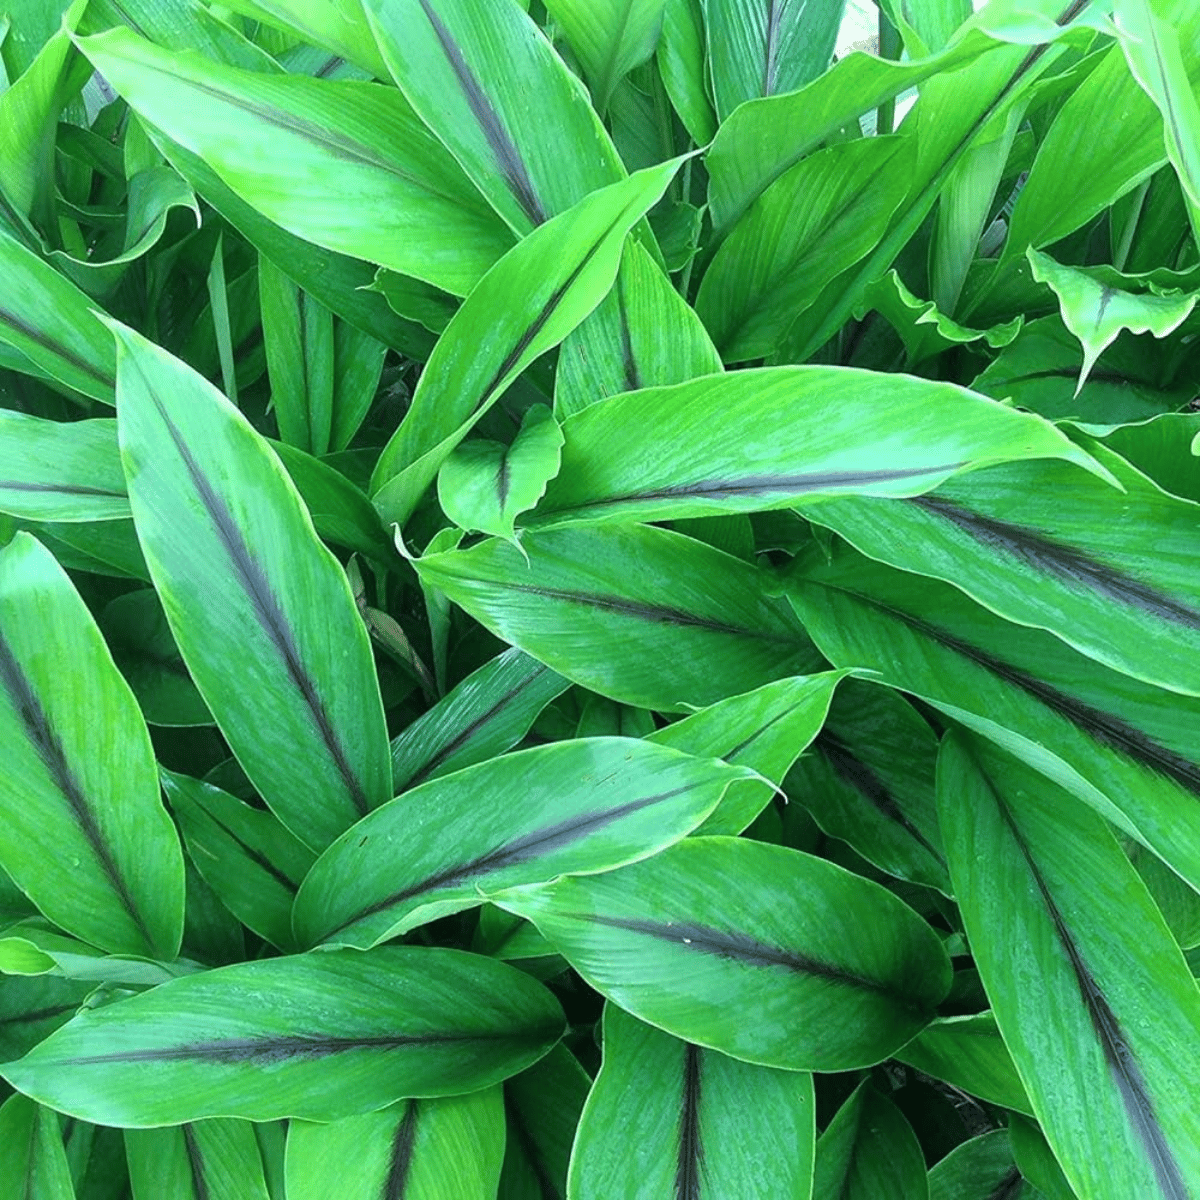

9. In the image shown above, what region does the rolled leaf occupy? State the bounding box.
[787,546,1200,891]
[369,158,682,527]
[569,1003,815,1199]
[939,732,1200,1199]
[294,738,752,948]
[0,412,128,522]
[532,366,1107,528]
[2,947,565,1126]
[79,27,513,296]
[413,523,821,712]
[126,1118,271,1200]
[390,648,569,793]
[493,836,951,1071]
[112,322,392,850]
[0,532,184,959]
[647,670,849,836]
[285,1091,505,1200]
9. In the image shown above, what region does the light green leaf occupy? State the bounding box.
[370,158,683,527]
[390,647,569,793]
[698,137,910,362]
[570,1003,815,1199]
[813,1082,927,1200]
[163,771,315,954]
[126,1119,270,1200]
[413,523,821,712]
[331,319,387,452]
[259,253,334,457]
[78,27,513,295]
[2,947,565,1126]
[0,413,127,522]
[0,920,193,987]
[438,404,564,543]
[648,671,848,836]
[702,0,844,121]
[1028,248,1195,391]
[294,738,751,948]
[111,322,392,851]
[286,1091,505,1200]
[530,365,1109,528]
[493,836,951,1071]
[658,0,715,143]
[218,0,388,76]
[0,533,184,959]
[939,733,1200,1199]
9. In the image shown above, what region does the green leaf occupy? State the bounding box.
[0,413,127,522]
[294,738,751,948]
[658,0,716,144]
[927,1130,1030,1200]
[78,27,513,296]
[939,732,1200,1199]
[498,1045,589,1197]
[0,976,90,1062]
[389,647,569,793]
[0,228,116,404]
[217,0,389,77]
[259,253,335,457]
[702,0,844,121]
[785,679,949,894]
[648,670,848,836]
[100,589,211,728]
[786,545,1200,891]
[531,366,1108,528]
[112,323,393,851]
[126,1119,270,1200]
[330,320,387,452]
[813,1082,927,1200]
[543,0,667,114]
[494,836,951,1071]
[805,444,1200,698]
[1008,1116,1080,1200]
[285,1091,505,1200]
[570,1002,815,1199]
[697,137,910,362]
[1027,248,1196,391]
[554,240,722,418]
[413,523,821,712]
[163,771,315,953]
[369,157,683,527]
[0,532,184,959]
[364,0,624,233]
[0,1093,74,1200]
[896,1013,1034,1116]
[2,947,565,1126]
[0,920,194,986]
[438,404,564,543]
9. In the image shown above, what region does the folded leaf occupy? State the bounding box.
[569,1003,815,1199]
[2,947,565,1126]
[532,366,1108,528]
[369,158,682,526]
[285,1091,505,1200]
[0,412,127,522]
[414,524,821,711]
[295,738,751,948]
[112,322,392,851]
[493,836,952,1071]
[0,533,184,959]
[79,27,513,295]
[389,647,569,793]
[939,732,1200,1199]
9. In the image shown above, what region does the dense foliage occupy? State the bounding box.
[1,0,1200,1196]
